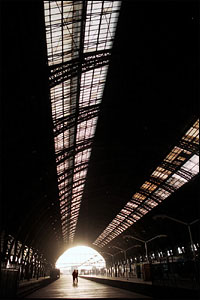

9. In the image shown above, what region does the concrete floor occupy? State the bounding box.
[26,275,151,298]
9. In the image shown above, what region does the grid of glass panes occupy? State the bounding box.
[84,1,121,53]
[44,1,82,66]
[94,119,199,247]
[44,1,121,242]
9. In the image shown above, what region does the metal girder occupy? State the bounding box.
[56,138,94,166]
[149,176,164,186]
[161,161,180,173]
[60,191,83,208]
[176,168,194,181]
[137,201,152,212]
[178,140,199,154]
[61,200,81,213]
[54,104,100,137]
[137,189,160,204]
[161,182,177,193]
[53,104,100,127]
[49,49,111,88]
[57,162,89,183]
[58,179,85,197]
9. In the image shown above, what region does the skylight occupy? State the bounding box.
[44,1,121,243]
[93,119,199,247]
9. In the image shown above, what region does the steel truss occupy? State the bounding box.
[44,0,121,242]
[0,231,51,282]
[49,50,111,88]
[53,104,100,139]
[94,119,199,247]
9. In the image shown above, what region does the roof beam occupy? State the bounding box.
[49,49,111,88]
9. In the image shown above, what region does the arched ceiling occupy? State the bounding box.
[1,0,199,263]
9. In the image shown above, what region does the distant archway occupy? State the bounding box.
[55,246,106,275]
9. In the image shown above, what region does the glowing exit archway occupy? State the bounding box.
[56,246,106,275]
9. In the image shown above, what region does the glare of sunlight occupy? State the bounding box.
[55,246,106,275]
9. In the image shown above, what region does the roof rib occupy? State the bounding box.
[44,1,121,243]
[93,119,199,248]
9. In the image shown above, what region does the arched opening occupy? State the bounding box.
[56,246,106,275]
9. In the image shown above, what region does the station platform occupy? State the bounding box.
[17,276,53,298]
[15,273,200,299]
[79,274,200,299]
[80,274,152,285]
[25,274,150,299]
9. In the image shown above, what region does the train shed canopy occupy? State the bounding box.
[1,0,199,263]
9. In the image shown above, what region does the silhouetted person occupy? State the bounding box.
[72,269,78,284]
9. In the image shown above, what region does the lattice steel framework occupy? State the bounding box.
[44,1,121,243]
[0,232,50,279]
[94,119,199,248]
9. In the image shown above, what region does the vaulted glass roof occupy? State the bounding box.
[44,1,121,243]
[93,119,199,248]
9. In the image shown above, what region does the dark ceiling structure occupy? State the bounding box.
[1,0,199,264]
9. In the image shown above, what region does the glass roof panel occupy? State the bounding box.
[44,0,121,243]
[181,154,199,175]
[93,119,199,248]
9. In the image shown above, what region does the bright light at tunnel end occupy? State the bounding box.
[56,246,106,274]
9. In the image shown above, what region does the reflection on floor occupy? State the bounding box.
[26,275,151,298]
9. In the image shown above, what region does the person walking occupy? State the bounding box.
[72,269,78,284]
